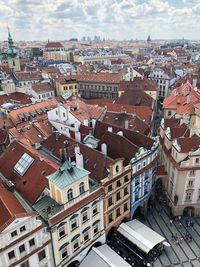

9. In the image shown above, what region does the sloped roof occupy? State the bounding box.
[95,121,154,149]
[32,82,54,93]
[102,111,150,135]
[14,71,42,81]
[0,141,59,204]
[163,82,200,115]
[77,72,123,84]
[116,89,154,108]
[98,131,139,165]
[45,41,64,49]
[0,181,36,233]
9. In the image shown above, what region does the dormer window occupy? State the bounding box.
[67,189,73,201]
[79,182,85,195]
[115,165,119,173]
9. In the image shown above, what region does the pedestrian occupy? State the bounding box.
[170,219,173,226]
[175,233,178,240]
[178,215,181,221]
[178,222,182,229]
[191,221,194,229]
[189,235,192,242]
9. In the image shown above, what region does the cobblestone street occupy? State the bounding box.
[144,199,200,267]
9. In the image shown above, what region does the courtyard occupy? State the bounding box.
[143,197,200,267]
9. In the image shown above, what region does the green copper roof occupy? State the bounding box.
[7,29,18,58]
[47,161,90,189]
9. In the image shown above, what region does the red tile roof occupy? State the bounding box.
[64,99,106,122]
[14,71,42,81]
[41,133,114,181]
[0,181,35,232]
[119,78,157,92]
[98,131,139,165]
[45,41,64,49]
[9,98,58,126]
[57,75,77,84]
[163,82,200,115]
[77,72,123,84]
[95,121,154,149]
[32,82,54,93]
[102,111,150,135]
[0,92,32,106]
[116,89,154,108]
[0,141,59,204]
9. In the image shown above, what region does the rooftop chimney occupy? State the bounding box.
[101,143,107,155]
[75,131,81,142]
[75,146,83,168]
[125,120,129,129]
[117,131,123,136]
[193,78,197,88]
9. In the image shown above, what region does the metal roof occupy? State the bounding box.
[46,161,90,189]
[117,219,165,254]
[79,244,131,267]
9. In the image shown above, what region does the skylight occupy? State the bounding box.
[14,153,34,176]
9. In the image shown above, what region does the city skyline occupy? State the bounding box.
[1,0,200,41]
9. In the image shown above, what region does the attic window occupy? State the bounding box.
[116,165,119,173]
[14,153,34,176]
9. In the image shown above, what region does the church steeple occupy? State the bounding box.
[7,28,20,71]
[8,28,14,47]
[147,35,151,43]
[7,28,18,59]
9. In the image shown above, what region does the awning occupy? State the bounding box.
[117,219,165,254]
[79,244,131,267]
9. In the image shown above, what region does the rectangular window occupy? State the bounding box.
[73,239,79,251]
[124,187,128,196]
[93,223,99,235]
[195,158,199,164]
[108,184,112,192]
[61,246,68,259]
[29,238,35,247]
[108,213,113,224]
[185,192,192,201]
[83,231,89,242]
[8,251,15,260]
[58,225,66,238]
[188,180,194,187]
[82,211,88,222]
[71,218,78,231]
[20,226,26,233]
[116,180,121,187]
[135,177,140,186]
[116,192,121,201]
[108,196,113,207]
[38,249,46,261]
[92,204,98,216]
[63,113,66,117]
[124,202,128,212]
[124,175,129,183]
[116,207,121,217]
[11,230,17,238]
[19,244,26,254]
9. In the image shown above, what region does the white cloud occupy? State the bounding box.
[0,0,200,40]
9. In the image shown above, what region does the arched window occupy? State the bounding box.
[79,182,85,195]
[67,189,73,201]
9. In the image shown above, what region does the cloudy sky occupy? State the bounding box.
[1,0,200,41]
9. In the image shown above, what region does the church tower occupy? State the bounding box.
[7,29,21,72]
